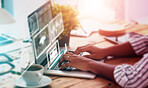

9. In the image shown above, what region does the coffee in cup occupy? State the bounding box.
[22,64,44,86]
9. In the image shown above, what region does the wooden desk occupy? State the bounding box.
[46,22,148,88]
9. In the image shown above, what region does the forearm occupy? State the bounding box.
[88,60,116,81]
[104,41,136,57]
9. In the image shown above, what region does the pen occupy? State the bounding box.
[80,25,87,34]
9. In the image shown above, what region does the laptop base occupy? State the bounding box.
[44,70,96,79]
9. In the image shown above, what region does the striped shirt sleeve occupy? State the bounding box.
[114,35,148,88]
[129,35,148,55]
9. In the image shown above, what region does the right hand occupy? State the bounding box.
[59,52,93,71]
[74,44,107,60]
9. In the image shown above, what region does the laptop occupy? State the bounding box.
[27,1,96,79]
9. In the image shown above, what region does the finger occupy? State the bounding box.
[59,54,68,66]
[59,55,65,66]
[64,54,72,61]
[74,45,86,54]
[83,54,99,60]
[75,44,91,54]
[59,54,72,66]
[59,63,71,69]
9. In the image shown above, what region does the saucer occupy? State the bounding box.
[14,76,52,87]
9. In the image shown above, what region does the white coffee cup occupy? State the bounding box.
[22,64,44,86]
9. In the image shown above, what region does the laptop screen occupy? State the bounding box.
[27,0,64,67]
[28,1,53,36]
[27,1,53,66]
[48,13,64,42]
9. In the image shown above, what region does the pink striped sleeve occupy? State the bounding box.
[114,53,148,88]
[114,35,148,88]
[129,35,148,55]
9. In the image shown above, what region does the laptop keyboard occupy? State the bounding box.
[54,61,73,71]
[52,51,87,71]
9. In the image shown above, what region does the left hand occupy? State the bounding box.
[59,52,93,71]
[75,44,107,59]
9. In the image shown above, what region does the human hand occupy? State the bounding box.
[59,52,93,71]
[75,44,107,60]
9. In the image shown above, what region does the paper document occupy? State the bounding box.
[71,19,100,37]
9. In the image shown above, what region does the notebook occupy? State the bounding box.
[27,1,96,79]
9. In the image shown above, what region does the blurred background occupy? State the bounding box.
[0,0,148,39]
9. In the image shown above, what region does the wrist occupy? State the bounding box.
[87,60,95,72]
[102,47,111,57]
[87,60,100,74]
[88,60,116,80]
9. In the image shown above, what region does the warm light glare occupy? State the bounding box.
[78,0,115,20]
